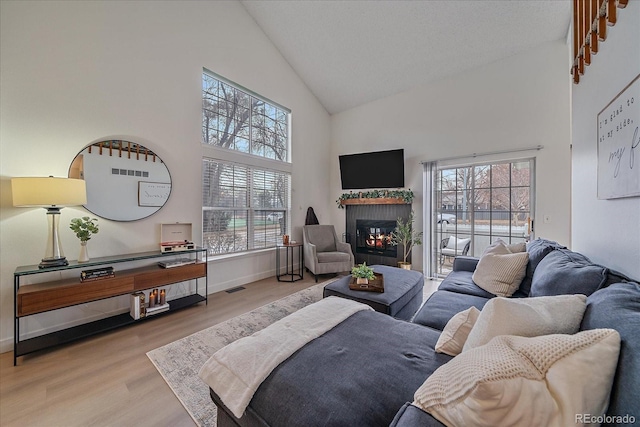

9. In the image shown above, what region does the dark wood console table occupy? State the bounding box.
[13,248,207,365]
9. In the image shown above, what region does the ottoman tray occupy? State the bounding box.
[323,265,424,321]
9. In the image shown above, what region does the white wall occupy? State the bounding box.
[330,41,572,271]
[571,1,640,280]
[0,1,330,352]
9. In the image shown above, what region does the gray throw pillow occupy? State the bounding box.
[580,281,640,421]
[519,238,565,296]
[529,249,607,297]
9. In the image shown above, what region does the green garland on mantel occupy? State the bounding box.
[336,189,414,208]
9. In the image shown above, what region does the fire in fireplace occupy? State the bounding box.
[355,219,397,258]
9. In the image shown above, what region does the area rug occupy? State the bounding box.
[146,281,331,426]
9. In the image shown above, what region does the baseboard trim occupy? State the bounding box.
[205,267,284,294]
[0,337,13,354]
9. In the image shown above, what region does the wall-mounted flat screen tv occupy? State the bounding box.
[339,149,405,190]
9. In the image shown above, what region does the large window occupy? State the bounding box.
[202,73,288,161]
[202,71,291,256]
[434,159,534,275]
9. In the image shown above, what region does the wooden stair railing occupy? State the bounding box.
[572,0,628,84]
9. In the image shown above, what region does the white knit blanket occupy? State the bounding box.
[198,296,372,418]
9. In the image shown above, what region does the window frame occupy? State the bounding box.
[202,68,291,163]
[201,69,292,257]
[433,157,535,276]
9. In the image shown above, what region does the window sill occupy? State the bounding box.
[206,247,276,263]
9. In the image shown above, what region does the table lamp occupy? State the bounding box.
[12,176,87,268]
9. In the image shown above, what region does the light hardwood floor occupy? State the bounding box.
[0,274,322,427]
[0,273,439,427]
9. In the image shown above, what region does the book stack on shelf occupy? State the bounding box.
[129,288,169,320]
[130,292,146,320]
[80,266,115,282]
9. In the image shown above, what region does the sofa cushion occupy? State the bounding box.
[452,256,479,272]
[519,238,566,296]
[437,270,496,299]
[529,249,608,297]
[412,290,490,331]
[435,307,480,356]
[414,329,621,427]
[602,267,636,288]
[472,241,529,297]
[580,281,640,421]
[510,288,529,299]
[248,310,453,427]
[316,251,351,263]
[390,403,445,427]
[463,294,587,351]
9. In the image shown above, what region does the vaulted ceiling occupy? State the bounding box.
[241,0,572,114]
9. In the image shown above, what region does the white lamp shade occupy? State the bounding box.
[11,177,87,207]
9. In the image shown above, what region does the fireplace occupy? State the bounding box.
[355,219,397,258]
[346,204,411,266]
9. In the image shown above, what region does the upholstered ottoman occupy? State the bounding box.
[323,265,424,321]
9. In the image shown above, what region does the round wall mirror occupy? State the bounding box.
[69,140,172,221]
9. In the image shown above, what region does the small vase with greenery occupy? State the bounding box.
[351,262,375,284]
[70,217,99,262]
[390,211,423,270]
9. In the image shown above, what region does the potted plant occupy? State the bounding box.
[351,262,375,285]
[70,216,99,262]
[390,211,423,270]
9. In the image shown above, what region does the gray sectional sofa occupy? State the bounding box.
[209,239,640,427]
[398,238,640,426]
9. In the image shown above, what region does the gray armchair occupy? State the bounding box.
[303,225,354,282]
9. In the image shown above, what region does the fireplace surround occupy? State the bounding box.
[345,203,411,267]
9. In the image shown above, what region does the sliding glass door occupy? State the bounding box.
[434,159,534,276]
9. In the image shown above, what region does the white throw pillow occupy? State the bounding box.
[463,294,587,351]
[435,307,480,356]
[494,238,526,253]
[414,329,621,427]
[482,239,526,255]
[508,242,526,253]
[472,241,529,296]
[457,238,471,252]
[446,236,469,251]
[447,236,464,251]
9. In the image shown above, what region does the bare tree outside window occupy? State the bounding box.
[435,159,534,276]
[202,72,290,256]
[202,74,288,161]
